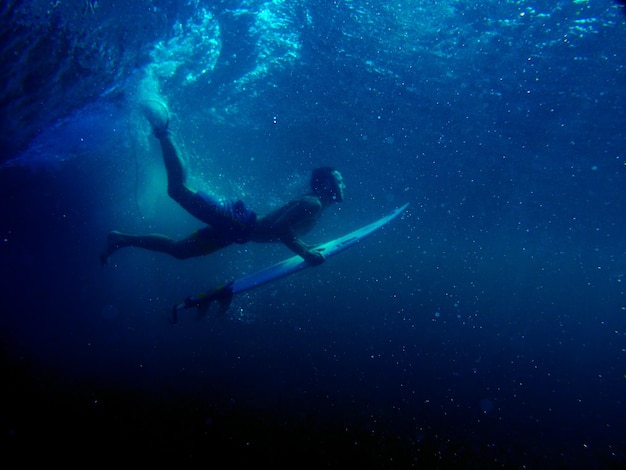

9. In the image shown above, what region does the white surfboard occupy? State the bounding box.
[171,203,409,322]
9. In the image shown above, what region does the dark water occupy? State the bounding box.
[2,0,626,467]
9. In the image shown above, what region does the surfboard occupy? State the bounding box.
[171,203,409,323]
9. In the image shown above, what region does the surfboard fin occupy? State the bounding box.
[171,282,234,323]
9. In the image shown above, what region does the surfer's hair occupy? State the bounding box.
[310,166,338,193]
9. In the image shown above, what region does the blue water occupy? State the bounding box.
[2,0,626,466]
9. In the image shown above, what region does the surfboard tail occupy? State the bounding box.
[171,282,234,323]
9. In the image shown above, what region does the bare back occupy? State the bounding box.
[250,195,323,242]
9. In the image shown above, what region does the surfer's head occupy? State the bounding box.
[311,167,345,203]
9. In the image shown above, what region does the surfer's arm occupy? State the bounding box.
[281,233,325,266]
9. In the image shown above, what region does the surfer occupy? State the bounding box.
[100,101,345,267]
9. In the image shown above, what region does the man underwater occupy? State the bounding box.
[100,101,345,266]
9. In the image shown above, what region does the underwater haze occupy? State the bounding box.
[2,0,626,467]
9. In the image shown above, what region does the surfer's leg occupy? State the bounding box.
[142,106,222,224]
[100,231,180,264]
[157,133,200,209]
[100,228,231,264]
[140,100,205,216]
[157,133,230,222]
[140,99,170,137]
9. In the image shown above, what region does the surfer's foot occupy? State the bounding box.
[100,231,128,266]
[140,100,170,138]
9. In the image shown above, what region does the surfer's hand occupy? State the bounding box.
[305,251,325,266]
